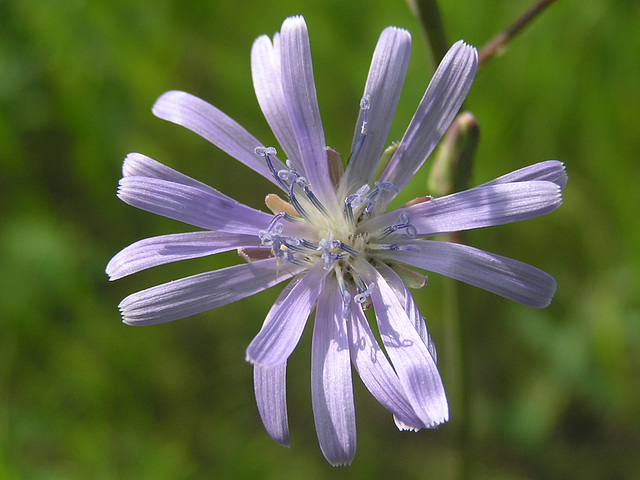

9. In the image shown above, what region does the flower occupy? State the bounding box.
[107,16,566,466]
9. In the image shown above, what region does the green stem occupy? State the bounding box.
[406,0,449,68]
[442,266,471,480]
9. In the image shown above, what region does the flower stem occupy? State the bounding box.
[478,0,558,67]
[406,0,449,68]
[442,275,472,480]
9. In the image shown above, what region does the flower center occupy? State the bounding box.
[254,144,419,317]
[252,97,419,316]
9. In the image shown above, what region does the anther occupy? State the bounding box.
[345,184,371,224]
[348,96,372,164]
[256,145,288,190]
[381,212,417,238]
[258,213,285,245]
[354,283,376,304]
[364,181,399,214]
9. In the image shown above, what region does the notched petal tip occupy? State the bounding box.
[382,25,411,41]
[283,14,306,26]
[450,39,479,73]
[329,459,354,468]
[554,161,569,189]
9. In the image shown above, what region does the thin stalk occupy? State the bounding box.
[479,0,558,67]
[406,0,449,68]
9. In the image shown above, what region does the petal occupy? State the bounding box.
[122,152,214,188]
[254,363,290,447]
[152,90,286,188]
[377,263,438,362]
[311,276,356,466]
[353,258,448,427]
[106,231,264,280]
[347,296,427,430]
[382,240,557,308]
[343,27,412,190]
[246,261,329,366]
[119,257,300,325]
[365,180,563,238]
[482,160,568,189]
[117,176,272,234]
[379,40,478,196]
[280,16,337,211]
[251,33,303,173]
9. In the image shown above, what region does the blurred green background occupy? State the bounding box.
[2,0,639,478]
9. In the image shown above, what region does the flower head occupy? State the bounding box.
[107,16,566,466]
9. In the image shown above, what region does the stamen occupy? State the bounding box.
[367,243,420,252]
[288,181,310,220]
[368,243,400,251]
[347,95,371,164]
[335,241,359,256]
[258,213,311,266]
[317,236,346,270]
[345,184,371,225]
[354,283,376,304]
[364,181,400,214]
[258,213,285,245]
[346,184,371,209]
[255,146,287,190]
[381,212,417,238]
[278,160,330,219]
[335,267,352,319]
[301,184,329,217]
[359,96,370,135]
[353,275,368,293]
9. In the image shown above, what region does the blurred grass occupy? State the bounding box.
[1,0,639,478]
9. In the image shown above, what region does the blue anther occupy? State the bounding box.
[347,96,371,165]
[345,184,371,224]
[258,213,285,245]
[256,145,288,190]
[364,181,399,214]
[383,212,417,238]
[354,283,376,304]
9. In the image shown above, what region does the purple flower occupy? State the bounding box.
[107,16,566,466]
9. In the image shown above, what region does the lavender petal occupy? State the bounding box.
[379,40,478,197]
[481,160,568,189]
[383,240,557,308]
[246,262,329,367]
[254,363,290,447]
[106,231,264,280]
[119,257,300,325]
[353,258,448,427]
[152,90,287,188]
[117,176,272,234]
[280,16,337,211]
[312,277,356,466]
[366,180,562,237]
[122,153,221,189]
[251,33,304,175]
[347,295,427,430]
[377,263,437,363]
[343,27,412,191]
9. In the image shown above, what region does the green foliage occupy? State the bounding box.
[1,0,639,478]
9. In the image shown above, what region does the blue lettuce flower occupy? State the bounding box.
[107,16,566,466]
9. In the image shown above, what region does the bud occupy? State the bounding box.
[428,111,480,196]
[372,141,399,182]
